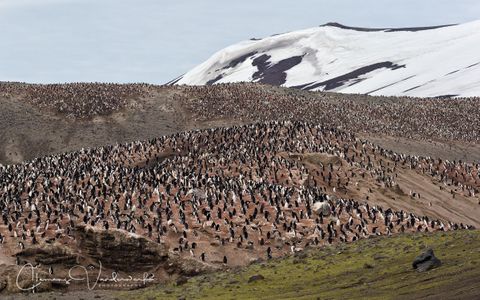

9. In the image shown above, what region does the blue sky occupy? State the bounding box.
[1,0,479,84]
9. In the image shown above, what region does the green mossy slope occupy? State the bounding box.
[124,230,480,300]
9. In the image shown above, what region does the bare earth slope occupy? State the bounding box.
[0,84,187,164]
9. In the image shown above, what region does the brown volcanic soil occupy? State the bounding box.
[297,152,480,228]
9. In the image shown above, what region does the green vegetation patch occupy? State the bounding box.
[122,230,480,300]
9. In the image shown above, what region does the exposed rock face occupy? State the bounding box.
[0,264,52,294]
[251,54,304,86]
[74,225,169,272]
[16,243,77,266]
[0,278,5,293]
[1,226,220,295]
[412,248,442,272]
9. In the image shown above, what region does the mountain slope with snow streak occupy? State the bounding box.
[175,21,480,97]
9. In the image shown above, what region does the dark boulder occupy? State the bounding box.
[248,274,265,283]
[412,248,441,272]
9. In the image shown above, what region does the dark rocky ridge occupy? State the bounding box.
[320,22,455,32]
[75,225,169,272]
[166,75,184,85]
[252,54,304,86]
[294,61,406,91]
[224,51,258,70]
[204,52,304,87]
[204,52,259,85]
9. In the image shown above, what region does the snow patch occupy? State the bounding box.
[176,20,480,98]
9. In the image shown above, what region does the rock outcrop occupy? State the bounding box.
[16,243,77,266]
[412,248,442,272]
[0,264,52,294]
[74,225,169,272]
[248,274,265,283]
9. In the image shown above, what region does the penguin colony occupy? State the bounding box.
[0,121,476,267]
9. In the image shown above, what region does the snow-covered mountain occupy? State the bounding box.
[173,21,480,97]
